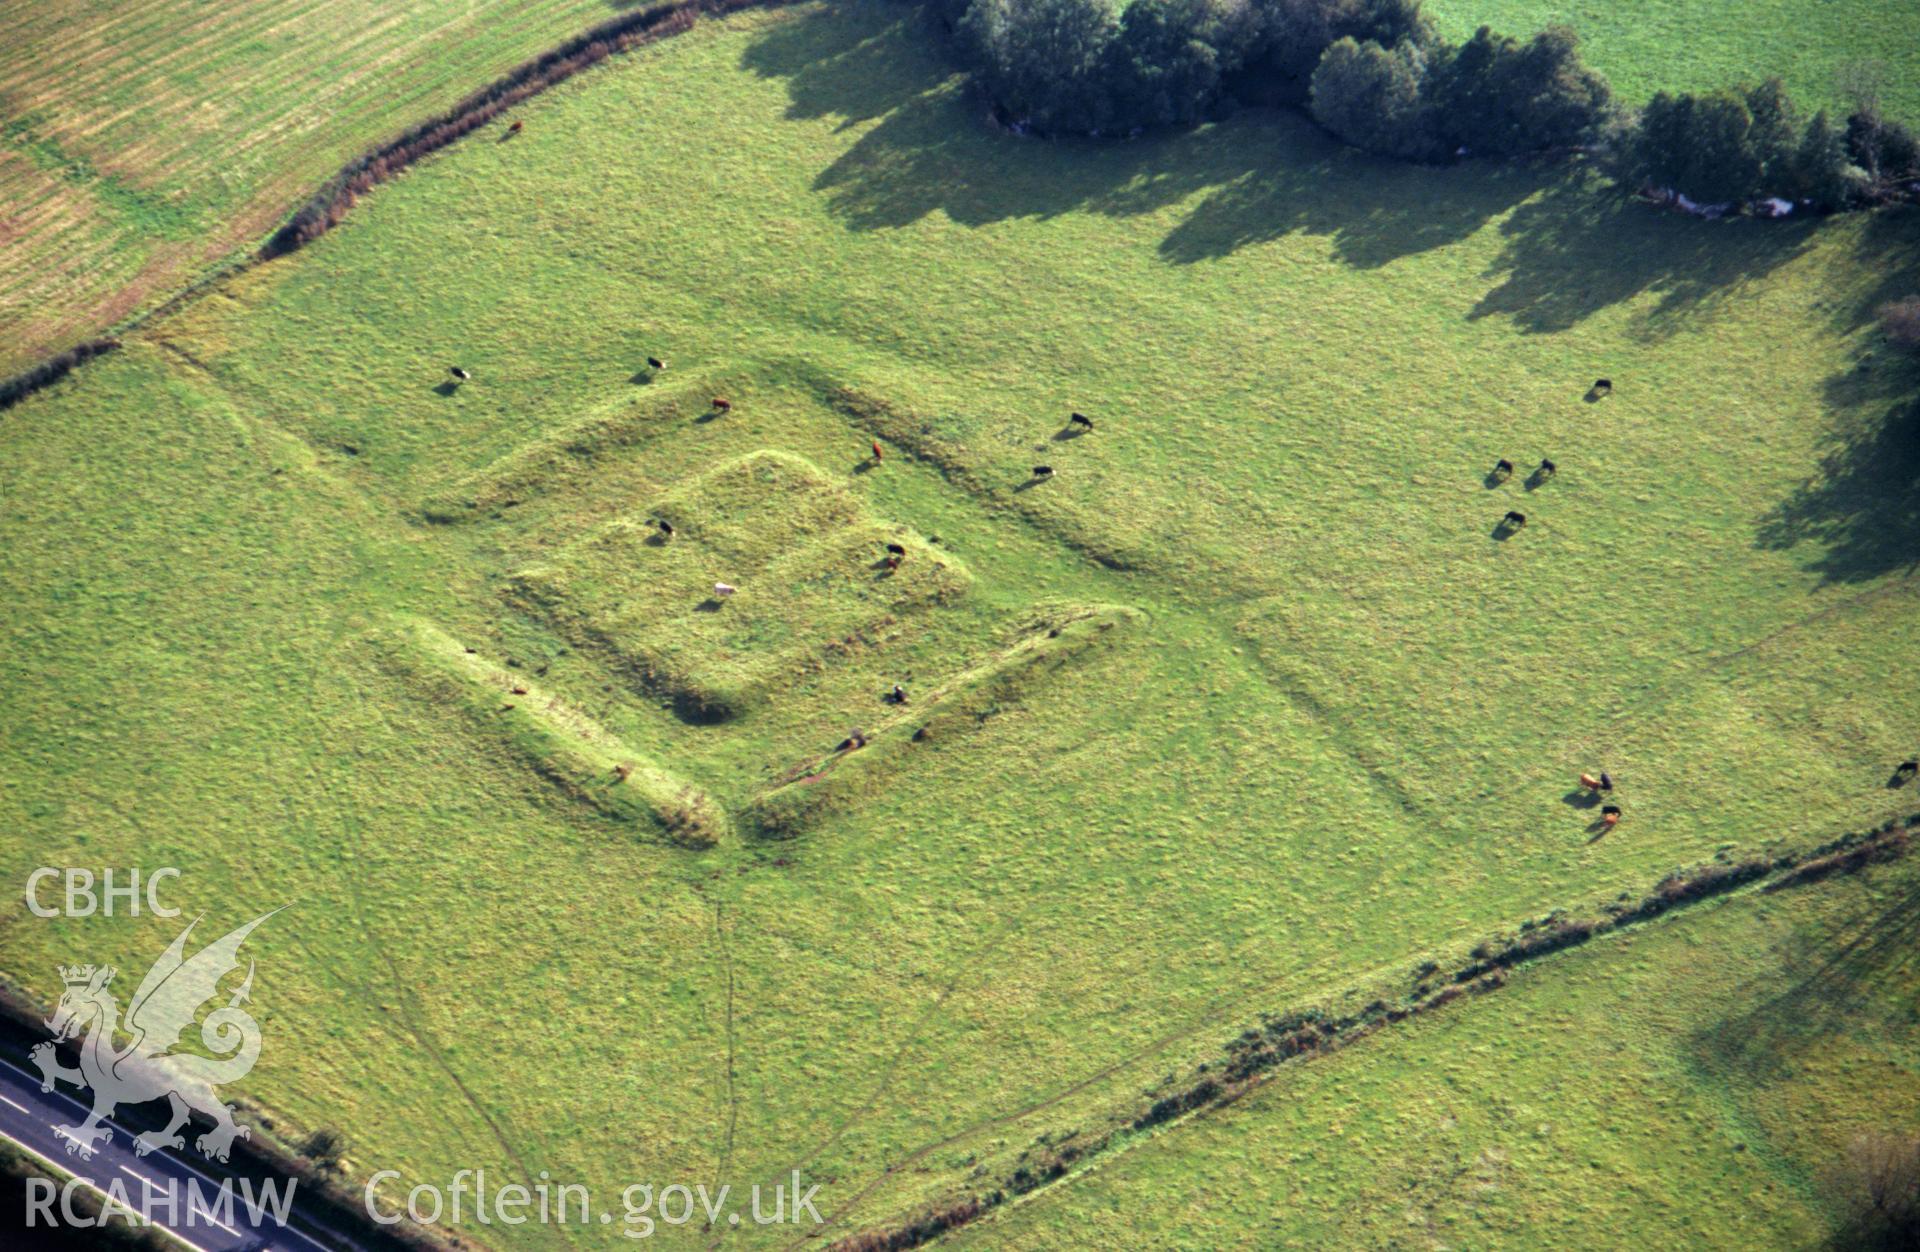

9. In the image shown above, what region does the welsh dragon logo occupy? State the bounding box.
[31,910,278,1162]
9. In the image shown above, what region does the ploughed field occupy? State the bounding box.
[1,2,1916,1246]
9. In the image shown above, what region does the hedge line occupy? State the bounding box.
[0,338,118,413]
[829,817,1916,1250]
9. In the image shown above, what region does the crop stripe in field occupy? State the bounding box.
[0,0,806,417]
[816,820,1917,1251]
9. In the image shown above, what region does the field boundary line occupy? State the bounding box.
[815,818,1918,1250]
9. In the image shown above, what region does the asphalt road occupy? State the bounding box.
[0,1056,340,1251]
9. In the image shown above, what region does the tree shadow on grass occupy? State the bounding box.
[1688,874,1920,1086]
[738,3,1533,269]
[1468,179,1822,335]
[1754,211,1920,582]
[742,2,1836,332]
[1155,134,1543,269]
[1823,204,1920,335]
[1758,357,1920,587]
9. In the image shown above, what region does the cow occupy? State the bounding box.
[1589,378,1612,399]
[711,397,731,412]
[887,684,908,704]
[1600,804,1621,826]
[1032,465,1055,479]
[1897,760,1919,782]
[1538,458,1557,478]
[613,763,633,781]
[647,356,666,371]
[871,441,884,463]
[507,120,523,134]
[1069,412,1094,430]
[837,728,868,752]
[1502,510,1527,529]
[713,582,736,598]
[1579,771,1614,792]
[657,519,675,538]
[449,366,471,382]
[510,686,528,695]
[885,542,907,556]
[1492,458,1514,480]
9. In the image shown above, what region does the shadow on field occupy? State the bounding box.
[1689,875,1920,1084]
[738,5,1534,270]
[1756,390,1920,584]
[739,3,1829,326]
[1823,205,1920,335]
[1755,211,1920,581]
[1468,180,1820,334]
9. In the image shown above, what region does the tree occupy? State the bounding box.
[1743,77,1799,187]
[1833,1131,1920,1250]
[1235,0,1433,106]
[1625,88,1765,204]
[960,0,1121,133]
[1790,109,1865,209]
[1847,107,1920,186]
[1431,23,1611,155]
[1427,25,1513,150]
[1309,36,1440,160]
[1108,0,1260,128]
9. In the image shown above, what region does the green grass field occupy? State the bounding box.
[1426,0,1920,122]
[1,2,1917,1247]
[951,854,1920,1248]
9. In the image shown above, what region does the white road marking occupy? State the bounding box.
[0,1093,30,1113]
[3,1057,333,1251]
[190,1193,241,1235]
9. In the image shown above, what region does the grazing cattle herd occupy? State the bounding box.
[435,365,1913,831]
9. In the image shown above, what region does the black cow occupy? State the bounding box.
[1502,510,1527,528]
[1538,458,1557,477]
[657,519,675,538]
[1493,458,1514,479]
[449,366,471,382]
[1032,465,1055,479]
[647,356,666,370]
[1069,412,1094,430]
